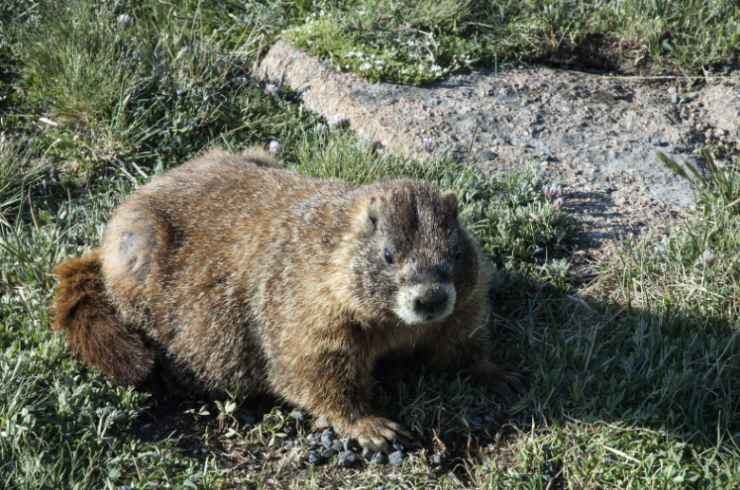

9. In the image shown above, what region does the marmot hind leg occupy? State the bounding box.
[100,203,169,312]
[51,252,155,385]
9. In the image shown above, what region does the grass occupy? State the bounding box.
[1,0,740,488]
[286,0,740,84]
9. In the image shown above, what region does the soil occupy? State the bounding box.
[258,40,740,250]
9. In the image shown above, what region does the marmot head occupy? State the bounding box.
[347,180,480,326]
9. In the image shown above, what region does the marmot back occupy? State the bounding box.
[51,148,515,451]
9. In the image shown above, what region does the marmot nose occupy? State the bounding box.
[413,288,449,317]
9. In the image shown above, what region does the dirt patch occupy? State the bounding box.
[258,40,740,248]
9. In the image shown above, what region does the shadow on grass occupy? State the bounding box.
[120,267,740,484]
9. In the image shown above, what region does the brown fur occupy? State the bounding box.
[51,147,511,450]
[51,252,155,385]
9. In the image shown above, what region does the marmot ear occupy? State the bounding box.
[442,191,458,216]
[366,196,382,231]
[354,195,383,235]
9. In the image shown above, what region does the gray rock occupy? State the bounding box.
[337,450,358,467]
[370,451,387,465]
[306,433,319,447]
[258,41,740,247]
[388,450,404,466]
[320,428,335,450]
[320,447,336,460]
[116,14,133,28]
[268,140,282,155]
[307,450,322,466]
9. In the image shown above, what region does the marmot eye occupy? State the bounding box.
[384,248,394,264]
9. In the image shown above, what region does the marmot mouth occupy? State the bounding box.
[393,283,456,326]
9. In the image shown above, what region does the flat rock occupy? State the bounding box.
[259,40,740,245]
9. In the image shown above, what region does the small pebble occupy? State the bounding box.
[116,14,133,28]
[700,249,717,266]
[320,447,336,460]
[370,451,387,465]
[268,140,281,155]
[320,428,335,449]
[306,433,319,447]
[337,450,357,468]
[361,447,372,459]
[430,453,443,466]
[388,450,404,466]
[307,450,323,466]
[331,440,343,452]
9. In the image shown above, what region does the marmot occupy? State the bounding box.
[51,148,514,450]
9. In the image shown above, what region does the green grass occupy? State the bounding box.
[1,0,740,488]
[11,0,319,175]
[286,0,740,84]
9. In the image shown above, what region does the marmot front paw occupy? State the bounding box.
[343,415,409,451]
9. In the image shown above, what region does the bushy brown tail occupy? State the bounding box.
[51,251,155,385]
